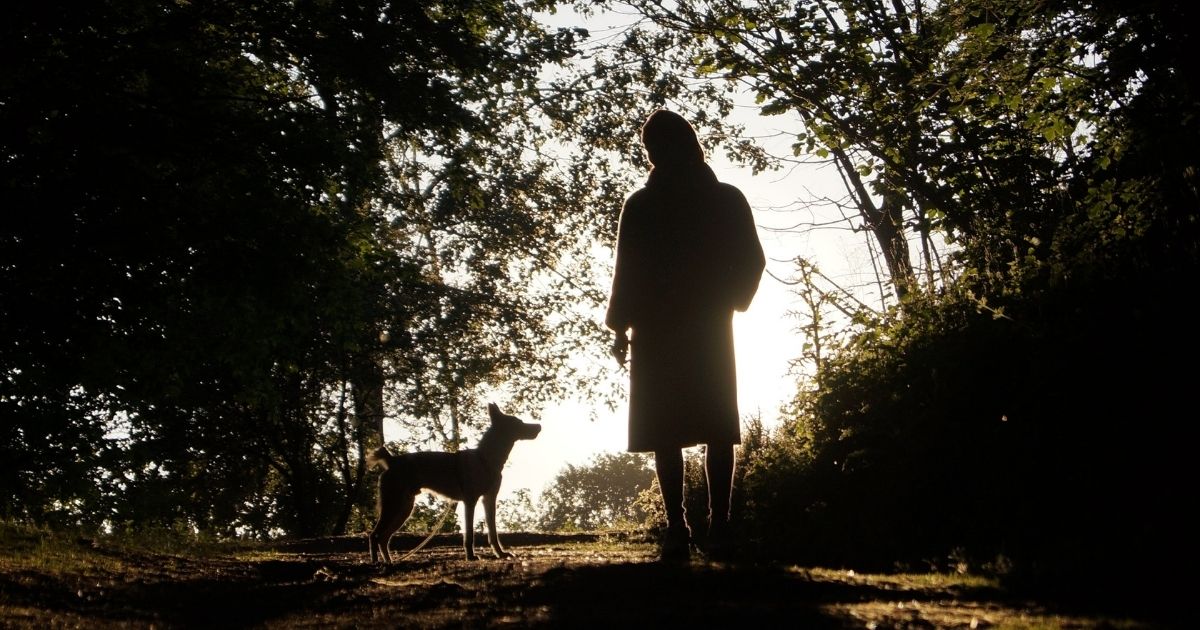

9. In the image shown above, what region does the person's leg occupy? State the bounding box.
[654,449,685,527]
[654,449,689,560]
[704,444,735,525]
[704,444,736,559]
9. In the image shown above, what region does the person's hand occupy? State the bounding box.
[610,331,629,368]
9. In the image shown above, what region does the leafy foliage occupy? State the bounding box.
[694,0,1200,607]
[1,0,642,537]
[536,452,656,531]
[7,11,1198,614]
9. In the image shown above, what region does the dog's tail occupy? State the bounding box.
[367,446,393,471]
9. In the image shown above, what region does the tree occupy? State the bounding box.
[497,488,540,532]
[537,452,656,531]
[653,0,1200,604]
[3,0,386,533]
[1,0,645,537]
[589,0,1197,307]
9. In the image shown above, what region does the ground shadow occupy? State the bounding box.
[505,559,1002,628]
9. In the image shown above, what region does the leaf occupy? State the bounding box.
[972,23,996,38]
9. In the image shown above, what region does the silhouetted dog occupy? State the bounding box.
[367,402,541,563]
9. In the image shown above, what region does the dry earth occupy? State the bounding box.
[0,529,1172,629]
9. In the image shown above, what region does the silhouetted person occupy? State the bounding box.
[606,109,765,561]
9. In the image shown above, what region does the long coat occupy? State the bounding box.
[606,165,765,452]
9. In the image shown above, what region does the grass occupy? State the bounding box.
[0,521,1172,629]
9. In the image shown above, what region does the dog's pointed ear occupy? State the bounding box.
[488,402,501,419]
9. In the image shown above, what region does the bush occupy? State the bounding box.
[738,272,1194,609]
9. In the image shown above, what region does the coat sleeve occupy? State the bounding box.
[605,197,640,332]
[726,186,765,312]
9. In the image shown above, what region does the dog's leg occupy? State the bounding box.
[462,499,479,560]
[369,514,385,564]
[483,493,513,559]
[372,491,416,564]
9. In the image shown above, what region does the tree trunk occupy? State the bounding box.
[351,354,386,446]
[833,147,916,303]
[331,353,386,536]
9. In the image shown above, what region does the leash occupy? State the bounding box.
[394,499,458,562]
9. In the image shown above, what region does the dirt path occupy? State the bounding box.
[0,531,1166,628]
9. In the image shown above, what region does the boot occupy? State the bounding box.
[659,521,691,562]
[705,517,735,562]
